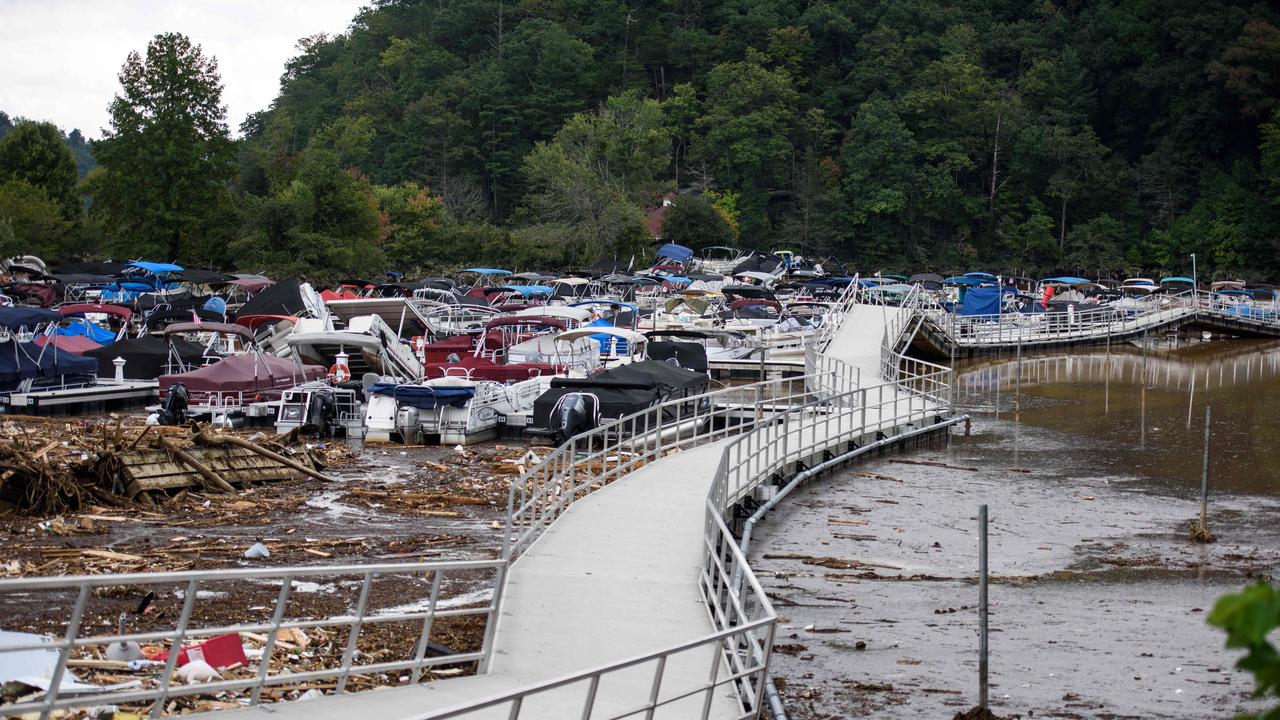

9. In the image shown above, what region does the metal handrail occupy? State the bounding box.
[923,288,1280,347]
[481,286,950,719]
[0,560,507,718]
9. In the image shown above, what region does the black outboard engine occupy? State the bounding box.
[157,383,189,426]
[551,392,599,444]
[301,387,336,435]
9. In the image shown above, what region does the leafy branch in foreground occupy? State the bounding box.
[1208,581,1280,720]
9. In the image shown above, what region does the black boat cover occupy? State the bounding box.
[235,278,309,318]
[83,335,206,380]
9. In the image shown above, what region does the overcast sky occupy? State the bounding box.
[0,0,367,139]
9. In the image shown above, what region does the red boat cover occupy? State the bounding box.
[34,334,101,354]
[159,353,324,395]
[423,356,557,382]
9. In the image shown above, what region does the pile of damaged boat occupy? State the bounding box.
[0,247,842,444]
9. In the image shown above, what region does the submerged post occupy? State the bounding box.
[1192,405,1216,543]
[1186,372,1196,429]
[978,504,989,709]
[1014,337,1023,420]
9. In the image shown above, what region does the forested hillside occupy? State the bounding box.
[6,1,1280,281]
[233,0,1280,279]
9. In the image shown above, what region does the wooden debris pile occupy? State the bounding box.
[0,416,335,514]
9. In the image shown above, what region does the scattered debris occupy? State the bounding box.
[1188,518,1217,544]
[890,458,978,472]
[763,553,902,571]
[952,706,1009,720]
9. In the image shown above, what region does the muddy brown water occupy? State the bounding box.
[756,337,1280,719]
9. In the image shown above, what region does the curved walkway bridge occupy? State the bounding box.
[0,283,958,720]
[915,290,1280,358]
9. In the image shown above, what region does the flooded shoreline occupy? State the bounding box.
[756,338,1280,719]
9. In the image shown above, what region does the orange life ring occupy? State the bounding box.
[328,362,351,383]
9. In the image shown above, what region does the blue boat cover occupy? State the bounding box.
[462,268,512,276]
[586,318,630,355]
[945,276,991,286]
[202,297,228,316]
[129,261,184,274]
[0,340,99,391]
[656,243,693,262]
[1039,276,1091,284]
[369,383,476,409]
[497,285,554,297]
[960,286,1002,316]
[0,307,60,331]
[56,318,116,344]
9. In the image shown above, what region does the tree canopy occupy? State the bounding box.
[0,120,79,218]
[90,32,236,263]
[15,3,1280,281]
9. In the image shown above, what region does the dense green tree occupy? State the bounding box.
[21,0,1280,279]
[233,120,388,281]
[516,93,665,265]
[0,180,73,258]
[90,32,236,262]
[661,194,735,249]
[376,181,450,269]
[694,52,799,238]
[0,121,79,218]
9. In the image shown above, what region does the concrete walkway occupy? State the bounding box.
[220,440,742,720]
[217,302,924,720]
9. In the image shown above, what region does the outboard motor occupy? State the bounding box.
[301,387,336,435]
[157,383,189,426]
[551,392,600,444]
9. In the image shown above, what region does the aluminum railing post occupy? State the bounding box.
[336,572,375,693]
[150,578,200,719]
[250,578,296,704]
[39,585,89,720]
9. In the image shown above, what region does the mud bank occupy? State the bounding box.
[752,418,1280,719]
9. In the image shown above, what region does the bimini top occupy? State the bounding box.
[57,304,134,322]
[462,268,513,276]
[489,285,554,298]
[0,306,60,331]
[555,326,648,345]
[963,271,996,279]
[568,300,640,313]
[1039,276,1091,285]
[128,261,184,275]
[945,276,993,286]
[1160,277,1196,285]
[162,321,255,343]
[656,243,694,263]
